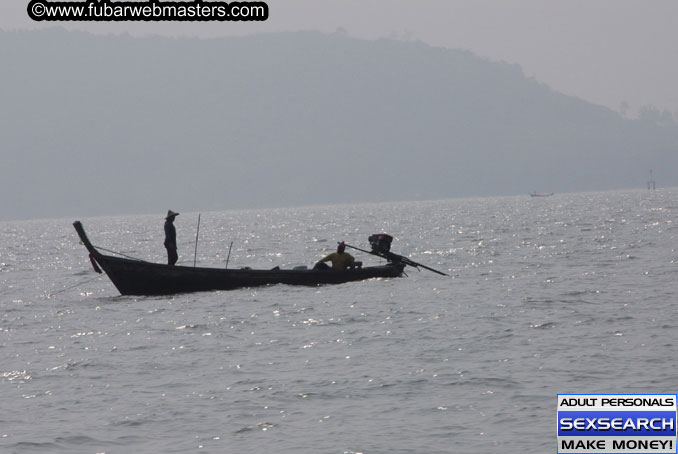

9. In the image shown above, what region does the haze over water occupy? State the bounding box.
[1,188,676,453]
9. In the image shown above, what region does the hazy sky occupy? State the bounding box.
[2,0,677,115]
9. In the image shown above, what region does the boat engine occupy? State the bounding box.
[368,234,393,254]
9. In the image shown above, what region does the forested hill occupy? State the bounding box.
[1,28,677,220]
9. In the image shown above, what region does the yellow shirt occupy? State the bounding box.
[317,251,355,270]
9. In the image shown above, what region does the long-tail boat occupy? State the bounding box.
[73,221,406,295]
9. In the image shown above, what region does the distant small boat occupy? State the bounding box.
[529,191,554,197]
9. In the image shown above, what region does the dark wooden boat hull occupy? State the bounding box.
[73,221,404,296]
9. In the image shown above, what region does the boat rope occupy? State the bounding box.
[89,253,102,273]
[47,274,103,298]
[91,245,148,262]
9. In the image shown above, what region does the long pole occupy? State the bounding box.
[344,242,449,276]
[193,213,201,267]
[225,241,233,269]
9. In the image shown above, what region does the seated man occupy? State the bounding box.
[314,242,355,270]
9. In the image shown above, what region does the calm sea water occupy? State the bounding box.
[1,189,677,454]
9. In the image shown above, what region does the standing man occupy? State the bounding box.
[164,210,179,266]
